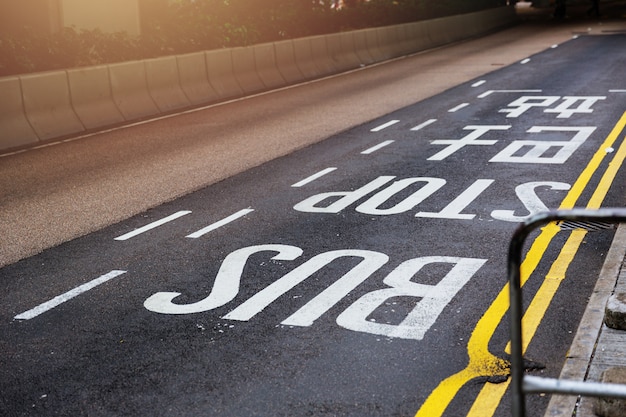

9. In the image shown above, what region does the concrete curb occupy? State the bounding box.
[0,7,518,153]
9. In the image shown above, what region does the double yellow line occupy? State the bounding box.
[415,111,626,417]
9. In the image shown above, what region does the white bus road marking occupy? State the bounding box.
[14,270,127,320]
[471,80,486,88]
[291,168,337,187]
[370,120,400,132]
[477,89,543,99]
[114,211,192,241]
[410,119,437,131]
[448,103,469,113]
[361,140,395,154]
[186,208,254,239]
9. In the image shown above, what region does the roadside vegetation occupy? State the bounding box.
[0,0,504,77]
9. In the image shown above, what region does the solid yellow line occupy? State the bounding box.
[561,112,626,209]
[467,230,586,416]
[463,111,626,416]
[415,224,559,417]
[416,111,626,417]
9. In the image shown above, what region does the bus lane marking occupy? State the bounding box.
[466,110,626,416]
[14,270,128,320]
[415,111,626,417]
[477,90,542,99]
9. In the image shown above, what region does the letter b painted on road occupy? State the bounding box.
[336,256,487,340]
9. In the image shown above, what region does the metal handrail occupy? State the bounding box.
[508,208,626,417]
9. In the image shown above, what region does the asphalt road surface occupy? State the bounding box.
[2,14,626,417]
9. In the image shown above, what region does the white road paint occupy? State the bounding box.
[14,270,127,320]
[410,119,437,131]
[226,249,389,324]
[186,209,254,239]
[490,126,595,164]
[370,120,400,132]
[355,177,446,215]
[499,96,561,118]
[336,256,486,340]
[448,103,469,113]
[520,58,531,64]
[471,80,486,87]
[491,181,571,221]
[428,125,510,161]
[361,140,395,154]
[144,244,486,340]
[291,168,337,187]
[145,245,303,314]
[114,211,192,241]
[477,89,542,98]
[294,176,395,213]
[544,96,606,118]
[416,179,494,220]
[500,95,606,118]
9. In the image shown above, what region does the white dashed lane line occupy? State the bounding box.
[14,270,128,320]
[370,120,400,132]
[114,210,192,241]
[448,103,469,113]
[361,140,395,154]
[291,168,337,187]
[186,208,255,239]
[411,119,437,131]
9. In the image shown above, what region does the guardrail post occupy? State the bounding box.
[508,209,626,417]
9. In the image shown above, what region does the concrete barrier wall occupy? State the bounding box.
[309,36,337,75]
[176,52,220,105]
[145,56,191,113]
[293,37,322,79]
[252,43,286,90]
[353,30,376,66]
[204,49,244,100]
[231,46,266,94]
[20,71,85,140]
[68,65,125,130]
[0,7,517,153]
[273,40,305,84]
[109,61,159,121]
[0,77,39,149]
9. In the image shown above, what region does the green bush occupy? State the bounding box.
[0,0,504,77]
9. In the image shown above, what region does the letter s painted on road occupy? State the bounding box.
[143,244,303,314]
